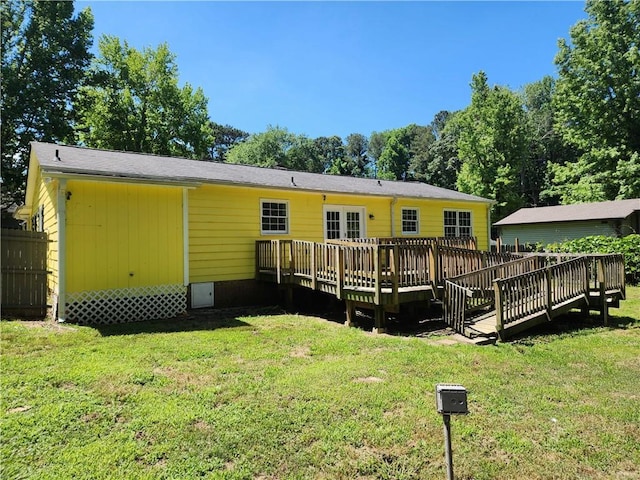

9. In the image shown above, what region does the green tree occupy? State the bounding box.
[226,125,323,172]
[422,111,463,190]
[368,130,391,175]
[313,136,344,173]
[1,0,93,206]
[405,123,436,181]
[521,77,577,206]
[76,36,212,159]
[226,126,291,168]
[329,133,369,176]
[377,128,411,180]
[208,122,249,161]
[552,0,640,202]
[456,72,529,220]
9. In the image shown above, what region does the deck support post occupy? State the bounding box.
[345,300,356,327]
[597,258,609,326]
[545,267,553,321]
[284,286,294,311]
[373,306,386,334]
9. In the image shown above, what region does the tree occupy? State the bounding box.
[226,126,291,168]
[368,130,391,175]
[552,0,640,202]
[521,77,577,206]
[76,36,212,159]
[313,136,344,173]
[329,133,369,176]
[422,111,463,190]
[456,72,530,220]
[208,122,249,161]
[405,124,436,181]
[225,125,323,172]
[377,127,411,180]
[1,0,93,206]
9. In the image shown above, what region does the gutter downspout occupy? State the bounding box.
[390,197,398,237]
[487,205,492,252]
[57,179,67,322]
[183,188,190,287]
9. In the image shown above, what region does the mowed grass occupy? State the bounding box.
[2,289,639,480]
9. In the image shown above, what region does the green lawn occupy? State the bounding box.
[2,288,639,480]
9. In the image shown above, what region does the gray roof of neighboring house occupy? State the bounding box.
[494,199,640,226]
[30,142,492,203]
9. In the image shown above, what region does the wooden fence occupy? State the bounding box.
[1,229,50,317]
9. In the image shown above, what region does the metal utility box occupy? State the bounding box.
[191,282,214,308]
[436,384,468,415]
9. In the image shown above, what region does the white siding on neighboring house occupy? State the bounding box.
[499,220,619,246]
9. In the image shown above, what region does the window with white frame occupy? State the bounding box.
[261,200,288,234]
[444,210,472,237]
[401,208,419,234]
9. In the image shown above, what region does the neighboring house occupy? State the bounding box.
[16,142,493,324]
[494,199,640,246]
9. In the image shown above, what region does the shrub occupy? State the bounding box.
[545,234,640,284]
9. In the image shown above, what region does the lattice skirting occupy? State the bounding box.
[66,284,187,325]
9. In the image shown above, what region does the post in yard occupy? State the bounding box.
[436,384,469,480]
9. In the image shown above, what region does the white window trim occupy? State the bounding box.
[443,209,473,237]
[260,199,289,235]
[401,207,420,235]
[322,205,366,240]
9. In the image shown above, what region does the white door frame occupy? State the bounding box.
[323,205,366,240]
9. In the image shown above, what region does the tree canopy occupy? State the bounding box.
[1,0,93,206]
[456,72,529,219]
[551,0,640,202]
[76,35,212,159]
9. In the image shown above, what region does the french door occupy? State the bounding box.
[324,206,365,240]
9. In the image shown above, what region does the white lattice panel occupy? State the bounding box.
[66,284,187,324]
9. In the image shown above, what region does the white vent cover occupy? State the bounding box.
[191,282,214,308]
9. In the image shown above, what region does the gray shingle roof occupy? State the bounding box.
[494,199,640,226]
[31,142,491,203]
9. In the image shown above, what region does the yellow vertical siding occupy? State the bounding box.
[188,185,490,283]
[65,181,183,293]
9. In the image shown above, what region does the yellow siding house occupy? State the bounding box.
[17,142,493,324]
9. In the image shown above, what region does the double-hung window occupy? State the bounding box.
[401,208,419,235]
[444,210,472,237]
[261,200,288,234]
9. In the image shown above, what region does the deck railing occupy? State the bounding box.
[494,256,591,333]
[435,246,521,285]
[328,236,478,250]
[443,256,540,331]
[256,238,496,304]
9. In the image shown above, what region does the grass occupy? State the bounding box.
[2,288,639,480]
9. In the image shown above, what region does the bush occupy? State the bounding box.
[545,234,640,284]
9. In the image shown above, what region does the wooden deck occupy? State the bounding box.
[445,253,626,340]
[255,239,626,340]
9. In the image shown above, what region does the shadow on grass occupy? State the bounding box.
[510,310,638,344]
[286,288,450,337]
[94,305,283,337]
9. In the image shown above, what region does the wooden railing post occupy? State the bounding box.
[311,242,317,290]
[392,244,400,306]
[546,266,553,320]
[373,245,381,305]
[494,280,504,339]
[336,246,344,300]
[429,243,440,286]
[275,240,282,284]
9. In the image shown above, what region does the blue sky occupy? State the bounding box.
[78,1,588,139]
